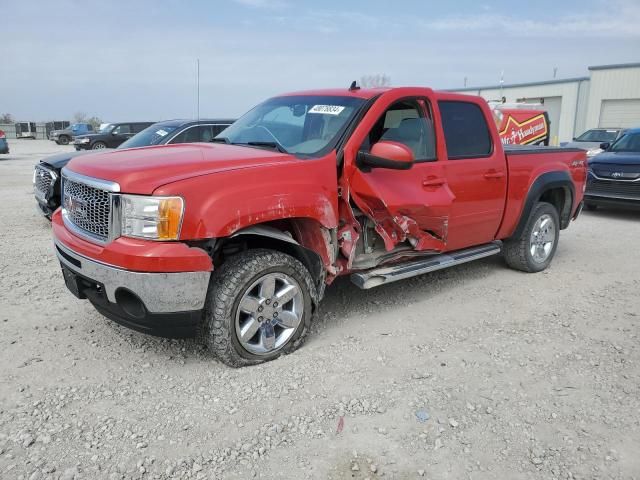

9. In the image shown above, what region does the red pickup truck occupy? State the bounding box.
[52,86,587,366]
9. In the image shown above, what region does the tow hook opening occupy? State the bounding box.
[115,288,146,319]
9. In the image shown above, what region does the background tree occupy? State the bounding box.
[0,113,14,124]
[73,111,102,130]
[72,111,88,123]
[360,74,391,88]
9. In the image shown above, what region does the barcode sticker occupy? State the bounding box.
[308,105,345,115]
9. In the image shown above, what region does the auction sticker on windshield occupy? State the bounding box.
[156,129,169,136]
[309,105,345,115]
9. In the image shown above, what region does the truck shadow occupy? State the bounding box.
[317,255,505,331]
[582,208,640,222]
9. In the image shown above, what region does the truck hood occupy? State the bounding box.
[65,143,296,194]
[41,150,102,169]
[589,151,640,166]
[563,141,601,150]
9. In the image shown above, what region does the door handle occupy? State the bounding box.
[422,177,446,187]
[483,171,505,179]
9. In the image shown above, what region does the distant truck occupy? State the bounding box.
[49,123,95,145]
[489,102,551,146]
[53,86,586,367]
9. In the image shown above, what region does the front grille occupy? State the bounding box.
[587,178,640,200]
[63,177,111,240]
[34,164,55,201]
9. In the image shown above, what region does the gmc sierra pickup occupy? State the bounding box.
[52,86,587,367]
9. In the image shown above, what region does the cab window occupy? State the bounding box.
[360,99,436,161]
[439,101,492,159]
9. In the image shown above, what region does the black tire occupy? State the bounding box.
[92,141,107,150]
[585,203,598,211]
[201,249,317,367]
[58,135,70,145]
[503,201,560,273]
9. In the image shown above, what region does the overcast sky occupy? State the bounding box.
[2,0,639,122]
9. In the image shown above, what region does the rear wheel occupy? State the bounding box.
[58,135,70,145]
[92,141,107,150]
[504,201,560,273]
[201,249,317,367]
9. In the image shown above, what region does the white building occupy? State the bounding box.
[450,62,640,144]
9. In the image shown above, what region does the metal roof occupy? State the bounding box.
[588,62,640,71]
[450,76,589,92]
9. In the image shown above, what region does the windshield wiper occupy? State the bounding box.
[211,137,231,144]
[244,141,288,154]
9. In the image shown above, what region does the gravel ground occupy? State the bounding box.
[1,140,639,480]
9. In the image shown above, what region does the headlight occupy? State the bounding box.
[32,167,37,184]
[586,148,602,157]
[77,138,90,143]
[120,195,184,241]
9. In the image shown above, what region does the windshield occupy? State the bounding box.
[576,129,619,142]
[609,132,640,153]
[119,124,179,149]
[216,95,366,157]
[99,123,115,134]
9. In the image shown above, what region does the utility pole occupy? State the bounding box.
[196,58,200,121]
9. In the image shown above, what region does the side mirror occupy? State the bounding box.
[112,131,118,136]
[358,141,414,170]
[600,142,610,150]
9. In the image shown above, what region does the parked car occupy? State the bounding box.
[563,128,626,158]
[0,129,9,154]
[50,123,94,145]
[34,119,235,217]
[584,128,640,210]
[72,122,155,150]
[52,86,586,367]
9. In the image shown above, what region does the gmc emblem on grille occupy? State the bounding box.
[611,172,623,178]
[64,196,87,218]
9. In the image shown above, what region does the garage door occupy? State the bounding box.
[599,99,640,128]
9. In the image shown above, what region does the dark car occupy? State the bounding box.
[585,128,640,210]
[72,122,155,150]
[49,123,94,145]
[0,129,9,154]
[34,119,235,217]
[563,128,626,158]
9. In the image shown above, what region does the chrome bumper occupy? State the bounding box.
[54,239,211,313]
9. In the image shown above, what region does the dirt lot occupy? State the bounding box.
[1,140,639,480]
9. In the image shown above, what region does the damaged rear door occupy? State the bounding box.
[347,94,455,252]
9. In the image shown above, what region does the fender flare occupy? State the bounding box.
[510,171,575,240]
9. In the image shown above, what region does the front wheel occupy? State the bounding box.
[503,201,560,273]
[92,141,107,150]
[58,135,69,145]
[201,249,317,367]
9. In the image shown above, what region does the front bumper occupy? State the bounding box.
[55,239,211,337]
[73,142,91,150]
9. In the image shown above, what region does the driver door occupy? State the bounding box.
[346,94,454,252]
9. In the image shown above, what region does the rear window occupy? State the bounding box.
[439,101,492,159]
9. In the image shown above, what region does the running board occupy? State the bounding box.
[350,241,502,289]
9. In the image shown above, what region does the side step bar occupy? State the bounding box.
[350,241,502,289]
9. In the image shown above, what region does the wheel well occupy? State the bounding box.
[539,186,572,229]
[202,223,327,302]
